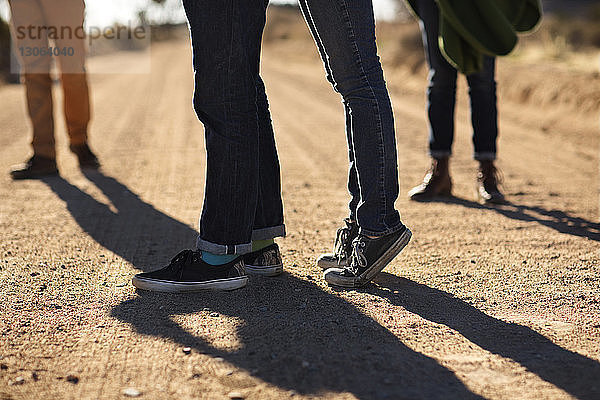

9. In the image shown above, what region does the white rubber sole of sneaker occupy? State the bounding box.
[131,276,248,292]
[324,228,412,288]
[245,263,283,277]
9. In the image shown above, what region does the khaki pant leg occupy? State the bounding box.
[23,73,55,158]
[60,73,89,146]
[9,0,55,158]
[40,0,90,146]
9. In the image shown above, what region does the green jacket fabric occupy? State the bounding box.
[406,0,542,74]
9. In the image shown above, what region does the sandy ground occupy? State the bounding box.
[1,26,599,400]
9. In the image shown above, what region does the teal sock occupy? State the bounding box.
[201,251,237,266]
[252,239,274,252]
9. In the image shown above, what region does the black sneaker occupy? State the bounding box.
[70,143,100,169]
[10,155,58,180]
[132,250,247,292]
[324,225,412,288]
[243,243,283,277]
[316,219,359,270]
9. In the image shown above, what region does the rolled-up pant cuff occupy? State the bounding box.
[474,152,496,161]
[196,224,286,255]
[251,224,286,241]
[429,150,451,159]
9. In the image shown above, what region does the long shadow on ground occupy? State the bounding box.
[415,196,600,241]
[42,171,482,399]
[42,171,197,272]
[43,172,600,398]
[369,273,600,400]
[111,274,484,400]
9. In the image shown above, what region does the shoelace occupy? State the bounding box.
[333,226,352,262]
[167,249,200,271]
[348,237,368,274]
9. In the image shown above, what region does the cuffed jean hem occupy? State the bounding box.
[359,220,407,238]
[196,224,286,255]
[429,150,451,159]
[196,238,252,256]
[474,152,496,161]
[251,224,286,241]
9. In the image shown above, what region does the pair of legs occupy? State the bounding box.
[183,0,285,256]
[134,0,412,292]
[9,0,99,179]
[133,0,286,292]
[300,0,402,236]
[408,0,505,204]
[300,0,411,287]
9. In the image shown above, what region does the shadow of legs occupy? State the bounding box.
[368,273,600,400]
[42,172,198,271]
[417,196,600,241]
[112,274,485,399]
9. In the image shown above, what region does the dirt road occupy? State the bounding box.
[1,33,599,400]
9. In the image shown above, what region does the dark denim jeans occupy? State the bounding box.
[417,0,498,161]
[182,0,285,255]
[299,0,404,237]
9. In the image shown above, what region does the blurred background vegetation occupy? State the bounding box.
[1,0,599,83]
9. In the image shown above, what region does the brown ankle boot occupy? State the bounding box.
[70,143,100,169]
[408,157,452,200]
[476,160,506,204]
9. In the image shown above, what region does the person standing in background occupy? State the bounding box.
[8,0,99,180]
[407,0,505,204]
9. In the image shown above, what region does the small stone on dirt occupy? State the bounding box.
[228,391,244,399]
[32,371,40,381]
[12,376,25,385]
[66,375,79,384]
[123,387,142,397]
[182,347,192,355]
